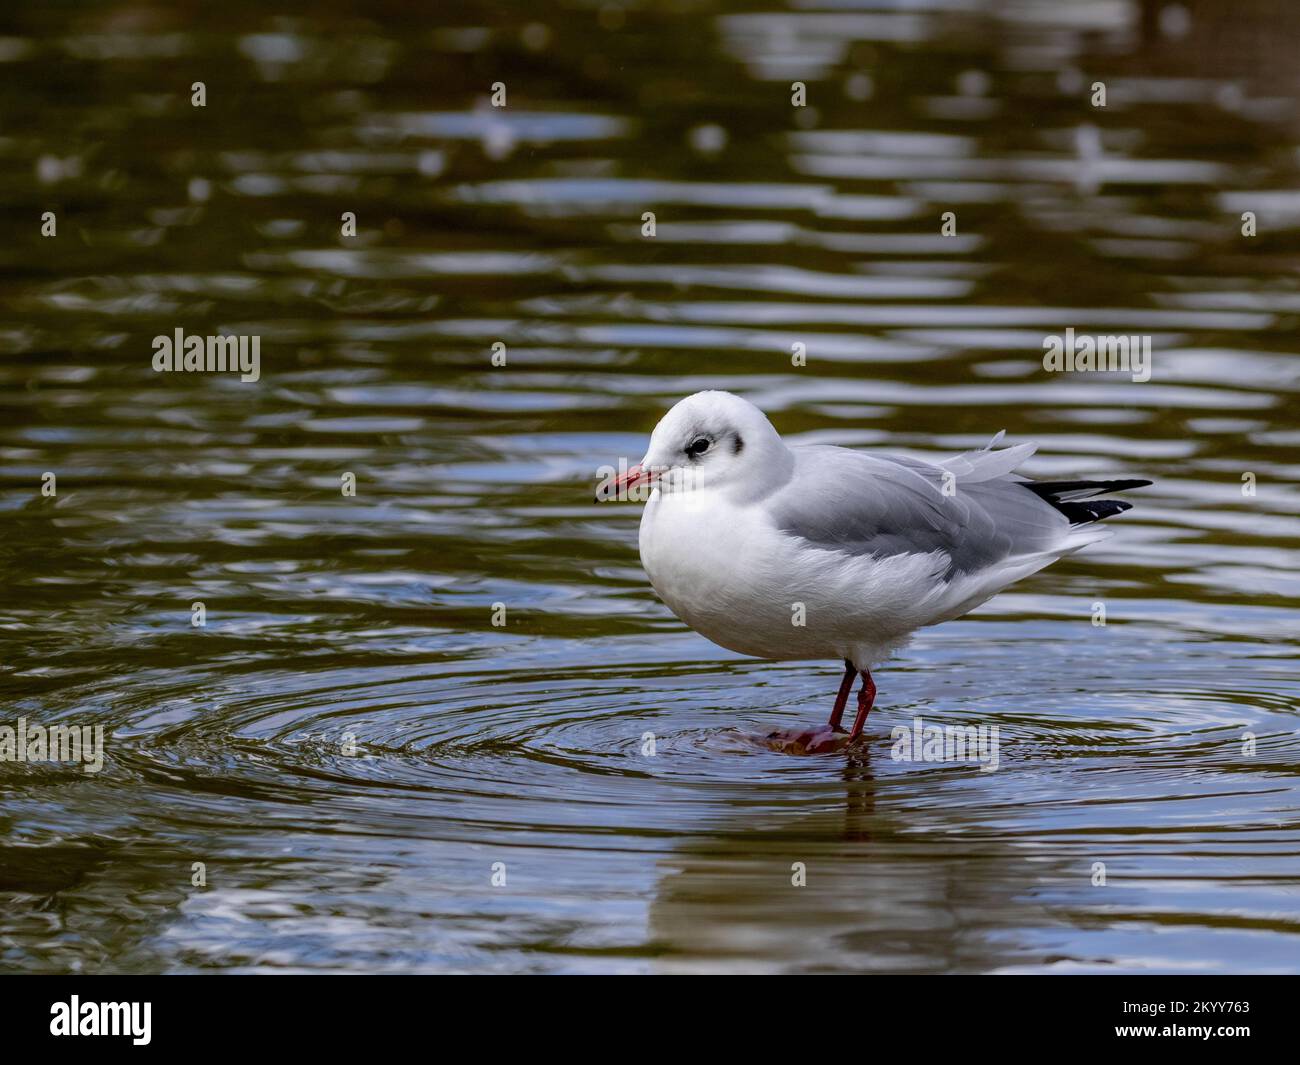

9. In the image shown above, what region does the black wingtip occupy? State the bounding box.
[1059,499,1133,523]
[1025,478,1152,500]
[1021,477,1150,525]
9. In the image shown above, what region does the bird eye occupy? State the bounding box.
[686,437,710,457]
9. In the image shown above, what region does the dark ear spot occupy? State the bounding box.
[732,434,744,456]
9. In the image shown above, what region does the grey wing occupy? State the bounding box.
[768,443,1069,577]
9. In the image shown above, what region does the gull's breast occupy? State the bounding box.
[638,490,845,660]
[638,489,961,664]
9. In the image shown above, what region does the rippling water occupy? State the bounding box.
[2,0,1298,973]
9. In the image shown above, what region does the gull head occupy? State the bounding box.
[609,390,792,501]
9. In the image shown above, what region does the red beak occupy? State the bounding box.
[597,463,657,502]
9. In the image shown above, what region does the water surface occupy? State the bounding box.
[1,0,1298,973]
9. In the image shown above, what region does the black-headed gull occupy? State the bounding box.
[600,391,1150,753]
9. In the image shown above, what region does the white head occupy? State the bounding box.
[607,391,793,502]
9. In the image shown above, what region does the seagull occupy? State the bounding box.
[599,390,1150,753]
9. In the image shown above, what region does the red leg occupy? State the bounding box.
[826,659,858,732]
[848,669,876,740]
[764,662,868,754]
